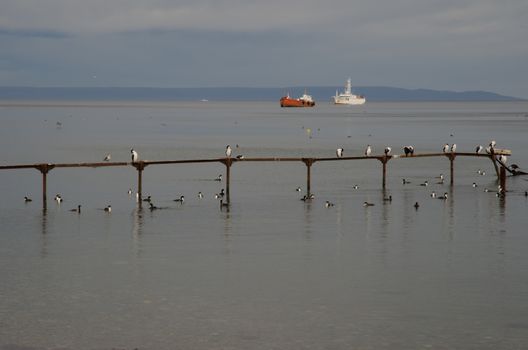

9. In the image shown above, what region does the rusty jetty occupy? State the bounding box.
[0,148,514,210]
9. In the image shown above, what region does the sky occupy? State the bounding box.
[1,0,527,98]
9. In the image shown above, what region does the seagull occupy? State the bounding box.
[174,195,185,203]
[69,205,81,213]
[104,205,112,212]
[225,145,232,158]
[336,148,343,158]
[24,196,32,202]
[384,146,391,156]
[365,145,372,157]
[363,201,375,207]
[489,140,496,149]
[485,146,492,154]
[131,149,138,163]
[103,153,111,161]
[219,189,225,198]
[475,145,483,154]
[499,155,507,163]
[450,143,457,153]
[198,192,204,199]
[324,201,335,208]
[443,143,449,153]
[414,202,420,209]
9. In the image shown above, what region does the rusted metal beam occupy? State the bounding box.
[500,166,506,193]
[302,158,315,196]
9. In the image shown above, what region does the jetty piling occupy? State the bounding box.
[0,150,515,209]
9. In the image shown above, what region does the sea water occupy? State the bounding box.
[1,101,528,349]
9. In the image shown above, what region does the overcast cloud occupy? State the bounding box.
[1,0,527,97]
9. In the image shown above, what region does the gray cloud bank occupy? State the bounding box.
[1,0,527,97]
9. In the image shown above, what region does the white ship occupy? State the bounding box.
[333,78,366,105]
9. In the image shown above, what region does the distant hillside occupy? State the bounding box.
[0,86,522,102]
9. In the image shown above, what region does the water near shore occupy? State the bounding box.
[1,101,528,349]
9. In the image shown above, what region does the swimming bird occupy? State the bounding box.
[215,174,223,182]
[438,192,448,200]
[295,187,302,192]
[219,199,229,209]
[104,205,112,212]
[363,201,375,207]
[127,188,132,195]
[511,164,520,170]
[402,178,411,185]
[443,143,449,153]
[225,145,232,158]
[472,182,478,187]
[353,185,359,189]
[430,191,437,198]
[142,195,152,203]
[450,143,457,153]
[384,146,391,156]
[149,202,159,211]
[174,195,185,203]
[131,149,138,163]
[524,191,527,197]
[198,192,204,199]
[365,145,372,157]
[54,194,63,204]
[414,202,420,209]
[383,195,392,202]
[484,188,490,192]
[103,153,111,161]
[475,145,483,154]
[324,201,335,208]
[24,196,32,202]
[69,205,81,213]
[336,148,343,158]
[419,181,429,187]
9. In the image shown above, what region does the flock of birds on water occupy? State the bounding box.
[22,141,527,213]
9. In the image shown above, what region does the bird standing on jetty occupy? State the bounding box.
[476,145,483,154]
[443,144,449,153]
[336,148,343,158]
[365,145,372,157]
[225,145,232,158]
[450,144,457,153]
[403,146,414,157]
[131,149,138,163]
[499,155,508,164]
[384,147,391,156]
[103,153,111,161]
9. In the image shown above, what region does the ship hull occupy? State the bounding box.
[280,96,315,107]
[333,96,366,105]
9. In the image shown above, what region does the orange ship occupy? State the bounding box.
[280,91,315,107]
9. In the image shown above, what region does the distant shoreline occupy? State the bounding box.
[0,86,524,102]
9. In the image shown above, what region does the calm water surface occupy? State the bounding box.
[1,101,528,349]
